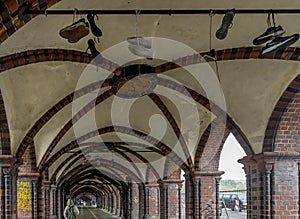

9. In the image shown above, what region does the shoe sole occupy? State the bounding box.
[253,30,285,45]
[128,44,155,59]
[60,23,89,40]
[261,34,299,55]
[216,11,234,40]
[127,37,152,49]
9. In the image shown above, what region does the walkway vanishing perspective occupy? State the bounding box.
[0,0,299,219]
[78,207,119,219]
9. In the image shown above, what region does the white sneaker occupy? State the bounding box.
[127,36,152,49]
[128,44,155,59]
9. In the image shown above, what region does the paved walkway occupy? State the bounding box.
[78,207,120,219]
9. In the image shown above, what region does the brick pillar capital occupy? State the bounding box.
[158,179,184,188]
[0,155,16,168]
[145,182,159,188]
[238,154,256,174]
[194,170,224,180]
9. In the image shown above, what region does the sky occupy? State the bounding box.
[219,133,246,180]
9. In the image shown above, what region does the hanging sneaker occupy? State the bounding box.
[127,36,152,49]
[253,25,285,45]
[203,49,216,62]
[128,44,155,59]
[87,39,103,64]
[261,33,299,55]
[87,14,103,42]
[59,18,89,43]
[216,10,235,40]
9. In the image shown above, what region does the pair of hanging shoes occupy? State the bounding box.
[254,26,299,55]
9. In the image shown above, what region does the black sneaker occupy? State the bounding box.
[253,25,285,45]
[216,10,235,40]
[261,33,299,55]
[87,14,103,42]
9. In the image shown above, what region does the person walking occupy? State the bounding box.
[64,199,80,219]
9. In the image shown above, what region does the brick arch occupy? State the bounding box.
[0,89,10,155]
[44,141,163,173]
[68,170,118,192]
[3,47,297,166]
[158,77,254,158]
[0,0,62,43]
[263,74,300,152]
[72,185,110,198]
[194,124,230,170]
[73,187,103,199]
[45,125,190,172]
[60,160,143,184]
[148,93,193,168]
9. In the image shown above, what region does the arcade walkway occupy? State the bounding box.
[0,0,300,219]
[78,207,119,219]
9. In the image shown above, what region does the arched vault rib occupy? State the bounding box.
[59,166,123,190]
[147,93,193,167]
[15,78,112,161]
[46,126,190,177]
[158,77,254,156]
[7,46,285,162]
[68,171,118,193]
[58,160,142,185]
[44,141,162,182]
[37,88,115,167]
[56,158,128,185]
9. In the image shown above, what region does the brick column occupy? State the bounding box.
[44,182,50,219]
[131,183,146,219]
[50,184,57,218]
[119,186,125,218]
[138,184,146,219]
[3,167,12,218]
[184,172,196,219]
[159,179,183,219]
[240,152,300,219]
[127,182,132,219]
[32,179,38,219]
[145,184,159,219]
[267,152,299,218]
[0,167,3,219]
[195,170,224,219]
[0,155,16,219]
[17,173,39,219]
[239,155,254,219]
